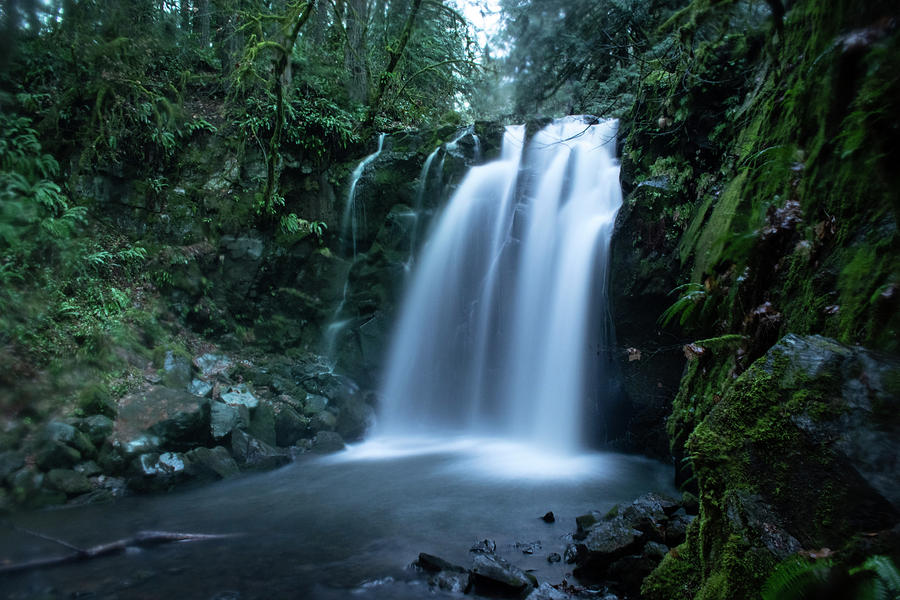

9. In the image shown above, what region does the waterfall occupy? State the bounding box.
[377,116,622,454]
[341,133,386,257]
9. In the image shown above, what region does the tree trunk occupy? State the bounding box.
[197,0,210,47]
[343,0,369,104]
[362,0,423,130]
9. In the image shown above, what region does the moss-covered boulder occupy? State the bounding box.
[645,334,899,599]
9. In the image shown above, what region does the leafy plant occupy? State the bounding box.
[762,555,900,600]
[659,283,707,328]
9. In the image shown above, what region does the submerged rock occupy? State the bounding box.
[471,553,537,595]
[230,429,290,470]
[311,431,345,454]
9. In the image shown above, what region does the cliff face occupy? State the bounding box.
[609,0,899,595]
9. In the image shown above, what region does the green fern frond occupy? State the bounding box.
[761,556,833,600]
[851,555,900,595]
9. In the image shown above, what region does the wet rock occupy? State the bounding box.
[163,350,193,389]
[220,384,259,409]
[725,491,802,559]
[547,553,562,563]
[334,396,374,441]
[564,543,581,564]
[310,410,338,432]
[605,543,670,597]
[415,553,467,574]
[516,540,542,554]
[0,450,25,482]
[117,434,161,457]
[117,387,211,451]
[301,373,359,404]
[210,401,248,439]
[35,440,82,470]
[470,538,497,554]
[193,353,233,379]
[128,452,189,491]
[664,509,694,546]
[471,553,537,595]
[186,446,240,480]
[433,570,471,593]
[43,421,96,456]
[189,379,213,397]
[78,415,114,447]
[525,582,573,600]
[231,429,291,470]
[302,393,329,415]
[74,461,102,477]
[541,511,556,523]
[248,402,276,446]
[574,517,645,578]
[45,469,92,495]
[311,431,345,454]
[274,405,310,447]
[575,511,604,538]
[11,468,65,508]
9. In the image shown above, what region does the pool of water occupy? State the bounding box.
[1,437,675,599]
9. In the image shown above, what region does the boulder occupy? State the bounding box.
[45,469,92,495]
[303,393,329,416]
[128,452,189,491]
[0,450,25,482]
[78,415,114,447]
[189,379,213,397]
[248,402,276,446]
[220,384,259,409]
[311,431,345,454]
[471,553,537,596]
[574,517,645,579]
[334,396,375,441]
[230,429,290,470]
[163,350,193,389]
[186,446,240,480]
[310,410,338,432]
[117,387,211,451]
[210,401,249,439]
[274,405,310,447]
[193,353,233,379]
[525,582,574,600]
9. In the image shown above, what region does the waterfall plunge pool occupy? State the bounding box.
[2,439,674,599]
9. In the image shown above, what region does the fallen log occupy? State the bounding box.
[0,529,240,575]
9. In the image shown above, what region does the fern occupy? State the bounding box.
[658,283,707,328]
[762,556,833,600]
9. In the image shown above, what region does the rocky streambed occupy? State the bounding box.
[0,348,374,510]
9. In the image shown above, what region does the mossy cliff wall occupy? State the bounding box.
[612,0,899,596]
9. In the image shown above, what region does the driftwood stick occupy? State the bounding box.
[0,530,240,576]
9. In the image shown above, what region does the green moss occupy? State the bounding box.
[689,171,747,281]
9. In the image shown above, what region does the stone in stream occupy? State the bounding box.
[525,582,575,600]
[273,404,310,447]
[414,552,472,594]
[310,431,345,454]
[470,538,497,554]
[45,468,92,495]
[116,387,211,451]
[186,446,240,480]
[78,415,115,447]
[470,553,537,596]
[547,552,562,563]
[128,451,190,491]
[516,540,542,554]
[231,429,291,470]
[541,511,556,523]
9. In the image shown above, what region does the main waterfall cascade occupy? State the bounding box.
[377,116,623,454]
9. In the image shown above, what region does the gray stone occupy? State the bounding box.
[231,429,290,470]
[470,538,497,554]
[433,571,471,593]
[248,402,276,447]
[416,553,467,574]
[128,452,189,491]
[79,415,114,446]
[525,582,573,600]
[724,491,802,559]
[35,441,82,470]
[0,450,25,482]
[211,401,243,439]
[119,434,161,457]
[186,446,239,480]
[221,385,259,409]
[193,353,233,378]
[311,431,345,453]
[310,410,338,432]
[274,405,310,447]
[117,387,211,450]
[471,553,537,594]
[335,397,375,441]
[189,379,214,397]
[43,421,95,456]
[574,516,645,578]
[74,461,103,477]
[303,393,329,415]
[163,350,193,388]
[45,469,92,495]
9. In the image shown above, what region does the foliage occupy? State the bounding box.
[762,555,900,600]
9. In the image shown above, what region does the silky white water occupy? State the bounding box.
[342,133,385,257]
[377,117,622,454]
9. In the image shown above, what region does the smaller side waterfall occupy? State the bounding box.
[377,117,621,454]
[341,133,385,257]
